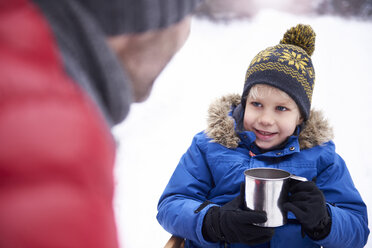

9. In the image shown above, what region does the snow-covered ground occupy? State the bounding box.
[113,9,372,248]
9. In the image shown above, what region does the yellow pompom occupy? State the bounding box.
[280,24,316,56]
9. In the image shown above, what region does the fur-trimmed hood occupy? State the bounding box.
[206,94,334,150]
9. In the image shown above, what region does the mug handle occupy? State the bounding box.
[290,175,307,182]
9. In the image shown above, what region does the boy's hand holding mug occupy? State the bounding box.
[202,184,274,245]
[283,180,332,240]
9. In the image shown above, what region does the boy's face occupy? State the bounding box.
[243,85,303,150]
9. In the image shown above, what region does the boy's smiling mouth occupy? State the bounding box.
[254,129,277,140]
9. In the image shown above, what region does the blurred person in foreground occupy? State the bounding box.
[0,0,202,247]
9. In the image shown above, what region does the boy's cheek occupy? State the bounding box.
[242,119,251,131]
[242,112,252,131]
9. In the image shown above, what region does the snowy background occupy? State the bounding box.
[113,9,372,248]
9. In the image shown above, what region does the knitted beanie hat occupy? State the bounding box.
[241,24,316,121]
[76,0,203,36]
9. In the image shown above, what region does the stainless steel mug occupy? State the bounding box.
[244,168,307,227]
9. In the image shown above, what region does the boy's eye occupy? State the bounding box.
[276,106,288,111]
[251,102,262,107]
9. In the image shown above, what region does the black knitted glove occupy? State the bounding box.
[283,180,331,240]
[202,185,274,245]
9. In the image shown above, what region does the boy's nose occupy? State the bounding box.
[258,111,274,126]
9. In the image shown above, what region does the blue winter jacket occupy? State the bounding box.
[157,94,369,248]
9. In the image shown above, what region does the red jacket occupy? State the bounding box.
[0,0,118,247]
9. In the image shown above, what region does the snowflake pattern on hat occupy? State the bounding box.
[242,24,316,120]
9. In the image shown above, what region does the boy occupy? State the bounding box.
[157,24,369,247]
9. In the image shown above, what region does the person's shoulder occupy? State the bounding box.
[192,129,238,154]
[302,140,337,175]
[191,130,212,146]
[312,140,336,157]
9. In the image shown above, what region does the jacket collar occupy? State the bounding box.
[206,94,334,150]
[237,130,300,157]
